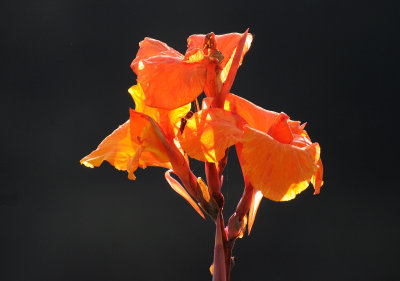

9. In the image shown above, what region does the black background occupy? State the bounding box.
[1,0,398,280]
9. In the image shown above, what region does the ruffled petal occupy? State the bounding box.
[179,108,243,162]
[133,56,207,110]
[80,120,171,178]
[224,93,280,132]
[128,84,191,139]
[131,38,207,110]
[267,112,293,144]
[129,110,171,164]
[241,125,320,201]
[224,93,324,199]
[186,32,253,81]
[80,121,136,170]
[132,37,183,63]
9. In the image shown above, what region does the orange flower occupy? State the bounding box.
[80,84,209,218]
[81,30,325,281]
[81,84,190,179]
[225,93,323,201]
[180,93,323,200]
[130,32,252,110]
[82,30,323,232]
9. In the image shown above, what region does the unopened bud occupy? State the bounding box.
[227,213,247,241]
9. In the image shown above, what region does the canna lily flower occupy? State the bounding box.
[80,84,190,179]
[224,93,324,201]
[179,93,323,230]
[80,84,207,218]
[130,32,252,110]
[81,30,325,281]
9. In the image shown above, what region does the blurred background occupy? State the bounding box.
[1,0,398,280]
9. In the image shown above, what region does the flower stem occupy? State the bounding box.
[213,212,227,281]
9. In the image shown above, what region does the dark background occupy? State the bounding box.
[1,0,398,280]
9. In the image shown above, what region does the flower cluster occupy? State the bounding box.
[81,30,324,280]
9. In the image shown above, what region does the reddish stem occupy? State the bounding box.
[205,162,224,208]
[213,212,227,281]
[235,183,254,220]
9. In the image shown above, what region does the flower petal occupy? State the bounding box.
[133,56,207,110]
[311,158,324,194]
[80,120,171,178]
[224,93,280,132]
[132,37,183,63]
[248,190,263,235]
[179,108,243,162]
[219,30,252,96]
[267,112,293,144]
[241,125,320,201]
[186,32,253,79]
[131,38,207,110]
[81,121,135,170]
[129,110,171,164]
[165,170,205,219]
[128,84,191,139]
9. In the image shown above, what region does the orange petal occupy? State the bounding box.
[224,93,280,133]
[165,170,205,219]
[241,125,320,201]
[132,37,183,63]
[219,30,252,96]
[131,38,207,110]
[186,32,253,79]
[267,112,293,144]
[127,145,145,180]
[311,158,324,194]
[179,108,243,162]
[131,109,193,184]
[248,190,263,235]
[216,32,253,76]
[129,110,171,164]
[80,120,171,178]
[133,56,207,110]
[128,84,191,139]
[81,121,136,170]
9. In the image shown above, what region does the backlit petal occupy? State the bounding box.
[248,190,263,234]
[81,121,136,170]
[165,170,205,219]
[186,32,253,81]
[131,38,207,110]
[219,31,253,89]
[311,158,324,194]
[128,84,191,139]
[80,120,171,179]
[132,56,207,110]
[267,112,293,144]
[180,108,243,162]
[224,93,280,132]
[132,37,182,63]
[129,110,171,164]
[241,125,320,201]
